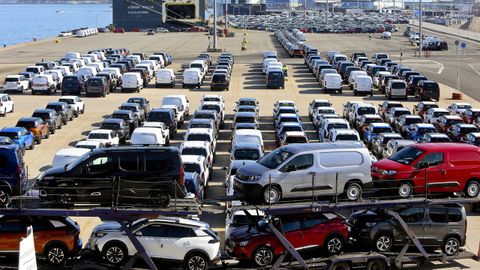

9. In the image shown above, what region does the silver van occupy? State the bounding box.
[234,142,372,204]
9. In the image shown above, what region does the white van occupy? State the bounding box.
[52,148,90,168]
[77,66,97,79]
[25,65,44,75]
[182,68,202,88]
[162,95,190,120]
[121,72,143,92]
[348,70,368,88]
[65,52,81,61]
[322,73,342,93]
[262,58,278,73]
[87,63,104,72]
[231,129,264,151]
[139,60,159,72]
[353,76,373,96]
[386,79,408,100]
[32,74,56,94]
[263,51,278,60]
[130,127,169,145]
[156,69,176,87]
[189,60,208,79]
[149,55,165,68]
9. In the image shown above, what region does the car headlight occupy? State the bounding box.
[383,170,397,176]
[94,232,106,238]
[239,241,249,247]
[365,222,377,228]
[247,175,262,181]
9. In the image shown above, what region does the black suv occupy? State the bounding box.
[46,102,74,124]
[86,76,109,97]
[111,109,138,134]
[100,118,130,143]
[36,146,187,206]
[32,109,62,133]
[62,75,85,95]
[146,108,177,137]
[348,204,467,256]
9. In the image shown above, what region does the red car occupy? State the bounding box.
[372,143,480,199]
[461,108,480,124]
[226,213,348,267]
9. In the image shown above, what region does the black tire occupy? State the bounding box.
[184,253,209,270]
[103,242,128,266]
[465,180,480,198]
[81,106,85,114]
[366,259,387,270]
[0,189,10,208]
[253,246,274,267]
[442,237,460,256]
[330,262,351,270]
[44,244,68,265]
[37,136,42,145]
[45,130,50,139]
[29,142,34,150]
[11,105,14,113]
[263,185,281,204]
[374,233,393,252]
[325,235,344,255]
[50,127,56,134]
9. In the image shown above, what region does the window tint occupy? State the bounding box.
[145,154,175,173]
[0,218,27,233]
[282,154,313,172]
[139,224,163,237]
[163,225,194,238]
[119,155,140,172]
[88,156,112,174]
[0,155,8,168]
[399,208,424,223]
[303,217,326,228]
[429,207,447,223]
[282,220,301,232]
[320,152,363,167]
[415,152,443,168]
[447,208,463,223]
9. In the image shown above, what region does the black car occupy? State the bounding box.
[46,102,74,125]
[111,109,138,134]
[36,146,187,206]
[416,80,440,101]
[61,75,85,95]
[100,118,130,143]
[127,97,150,115]
[109,63,127,74]
[210,74,230,91]
[96,71,116,92]
[146,108,177,137]
[85,77,109,97]
[32,109,62,133]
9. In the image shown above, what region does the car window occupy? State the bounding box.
[447,208,463,223]
[429,207,447,223]
[119,155,140,172]
[145,155,175,173]
[0,218,27,233]
[139,224,164,237]
[399,208,424,223]
[281,154,313,172]
[88,156,112,174]
[415,152,443,168]
[303,217,327,229]
[282,220,301,232]
[162,225,194,238]
[319,152,363,167]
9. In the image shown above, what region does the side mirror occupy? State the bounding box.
[135,231,143,237]
[284,164,296,172]
[417,162,430,169]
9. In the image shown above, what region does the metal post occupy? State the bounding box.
[424,167,428,200]
[268,174,272,208]
[225,0,228,31]
[213,0,218,49]
[122,222,159,270]
[419,0,423,58]
[335,172,339,205]
[310,172,316,205]
[457,27,460,92]
[326,0,329,29]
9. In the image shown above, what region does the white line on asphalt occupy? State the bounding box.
[469,64,480,77]
[431,60,444,74]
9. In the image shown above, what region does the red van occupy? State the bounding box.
[372,143,480,198]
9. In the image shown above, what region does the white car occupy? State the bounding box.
[75,140,104,150]
[308,99,332,119]
[162,95,190,123]
[448,102,472,115]
[423,108,450,124]
[180,141,214,169]
[231,142,263,162]
[3,75,30,92]
[328,129,361,142]
[0,94,14,116]
[130,127,169,145]
[86,129,119,146]
[318,118,350,141]
[52,148,90,168]
[59,96,85,117]
[87,218,221,268]
[201,95,225,112]
[155,69,176,87]
[182,155,210,186]
[184,128,216,152]
[312,107,337,128]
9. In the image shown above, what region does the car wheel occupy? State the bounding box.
[344,182,362,201]
[442,237,460,256]
[374,233,393,252]
[263,185,281,204]
[253,246,274,267]
[325,235,344,255]
[465,181,480,198]
[51,127,56,134]
[44,244,67,265]
[0,189,10,208]
[103,242,128,266]
[37,136,42,144]
[330,262,351,270]
[81,106,85,114]
[366,259,387,270]
[45,130,50,139]
[29,142,34,150]
[398,182,413,198]
[11,105,14,113]
[184,253,208,270]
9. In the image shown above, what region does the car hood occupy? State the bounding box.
[92,221,122,234]
[228,224,269,242]
[237,162,269,177]
[42,165,68,177]
[372,158,407,170]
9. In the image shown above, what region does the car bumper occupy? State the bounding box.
[233,180,263,201]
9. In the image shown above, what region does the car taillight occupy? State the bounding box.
[179,166,185,186]
[16,165,22,175]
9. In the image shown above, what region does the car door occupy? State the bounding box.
[274,154,315,198]
[78,153,116,204]
[412,152,450,194]
[135,223,164,258]
[397,207,426,243]
[423,207,448,246]
[159,225,197,261]
[279,219,305,249]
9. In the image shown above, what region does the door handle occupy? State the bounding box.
[438,169,446,175]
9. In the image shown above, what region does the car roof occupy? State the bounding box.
[89,129,112,134]
[76,140,102,146]
[55,147,90,156]
[181,155,205,163]
[283,142,365,153]
[18,117,40,122]
[1,127,22,132]
[332,129,358,134]
[371,123,391,127]
[60,96,78,99]
[285,131,307,137]
[427,133,449,138]
[181,141,209,148]
[232,142,261,149]
[413,123,436,128]
[103,118,124,124]
[235,112,256,117]
[414,143,480,151]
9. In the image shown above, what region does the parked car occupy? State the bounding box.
[0,142,26,206]
[46,102,74,125]
[86,76,108,97]
[32,109,62,133]
[146,108,177,137]
[435,115,464,133]
[127,97,150,115]
[0,94,14,116]
[3,75,29,92]
[16,117,50,144]
[370,133,403,158]
[0,127,35,154]
[131,127,169,146]
[446,123,479,142]
[100,118,130,143]
[419,133,452,143]
[381,139,415,159]
[52,147,90,168]
[415,80,440,101]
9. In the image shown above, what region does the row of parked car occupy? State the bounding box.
[301,45,440,100]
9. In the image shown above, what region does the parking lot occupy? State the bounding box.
[0,28,480,269]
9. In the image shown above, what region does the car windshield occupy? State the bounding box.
[203,98,220,102]
[286,136,307,143]
[283,126,302,132]
[389,146,424,165]
[59,99,74,104]
[128,98,144,104]
[46,105,61,111]
[461,127,478,133]
[365,118,382,124]
[458,104,472,110]
[147,112,169,122]
[100,123,120,130]
[358,107,375,115]
[314,102,330,107]
[405,118,422,125]
[234,149,260,160]
[16,121,35,129]
[112,114,129,121]
[182,148,207,157]
[235,116,255,123]
[418,128,436,134]
[446,119,463,125]
[202,105,220,113]
[88,133,108,139]
[394,110,410,117]
[187,134,210,142]
[183,163,201,174]
[120,106,137,112]
[212,75,226,83]
[32,112,49,119]
[239,101,256,106]
[258,148,294,169]
[392,82,406,89]
[336,134,359,141]
[0,132,18,139]
[76,144,97,150]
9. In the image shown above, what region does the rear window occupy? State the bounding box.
[145,153,177,173]
[202,105,220,113]
[5,78,19,82]
[16,121,35,129]
[59,98,74,104]
[373,127,392,133]
[147,111,171,122]
[235,116,255,123]
[392,82,406,88]
[286,136,307,144]
[88,133,108,139]
[336,134,359,141]
[234,149,260,160]
[212,75,226,83]
[319,152,363,167]
[184,163,201,174]
[357,107,375,115]
[187,134,210,142]
[405,118,422,125]
[182,148,207,157]
[100,123,120,130]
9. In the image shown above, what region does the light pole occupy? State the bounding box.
[213,0,218,49]
[419,0,423,58]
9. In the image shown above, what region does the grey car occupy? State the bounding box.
[32,109,63,133]
[46,102,74,125]
[349,204,467,256]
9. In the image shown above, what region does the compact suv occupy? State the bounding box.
[349,204,466,256]
[146,108,177,137]
[46,102,74,125]
[16,117,50,144]
[86,76,109,97]
[226,213,348,267]
[0,127,35,154]
[0,215,82,265]
[87,217,220,269]
[32,109,62,134]
[0,143,26,206]
[36,146,186,205]
[372,143,480,198]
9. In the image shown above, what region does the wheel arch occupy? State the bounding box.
[183,248,211,262]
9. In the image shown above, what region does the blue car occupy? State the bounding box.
[0,140,27,206]
[363,123,394,145]
[0,127,35,154]
[407,123,438,142]
[184,172,204,201]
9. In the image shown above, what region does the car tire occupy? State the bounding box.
[45,131,50,139]
[330,262,351,270]
[103,242,128,266]
[37,136,42,144]
[374,233,393,252]
[325,235,344,255]
[44,244,67,265]
[465,180,480,198]
[253,246,274,267]
[81,106,85,114]
[29,142,34,150]
[344,182,362,201]
[184,252,209,270]
[263,185,281,204]
[11,105,14,113]
[0,189,10,208]
[442,237,460,256]
[366,259,387,270]
[398,181,413,198]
